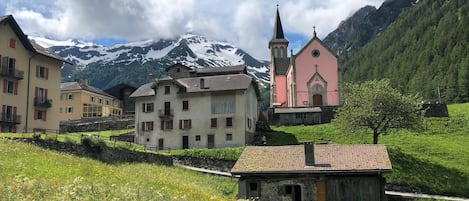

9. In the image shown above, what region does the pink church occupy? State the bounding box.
[269,7,341,125]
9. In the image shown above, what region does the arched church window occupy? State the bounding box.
[274,47,279,57]
[280,47,284,58]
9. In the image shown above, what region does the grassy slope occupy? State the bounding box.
[271,103,469,197]
[0,140,237,201]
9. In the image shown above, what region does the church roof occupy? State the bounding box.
[274,57,290,75]
[269,8,289,45]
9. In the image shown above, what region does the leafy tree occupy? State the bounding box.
[334,80,424,144]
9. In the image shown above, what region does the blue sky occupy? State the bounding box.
[1,0,385,59]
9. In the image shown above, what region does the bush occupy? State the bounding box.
[81,138,106,155]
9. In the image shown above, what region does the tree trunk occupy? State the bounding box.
[373,130,379,144]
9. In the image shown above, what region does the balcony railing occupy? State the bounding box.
[158,109,174,118]
[34,97,52,108]
[0,67,24,80]
[0,113,21,124]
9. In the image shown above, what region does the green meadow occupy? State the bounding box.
[1,103,469,200]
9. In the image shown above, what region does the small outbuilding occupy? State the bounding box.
[231,143,392,201]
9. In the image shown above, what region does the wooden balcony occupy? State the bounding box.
[158,109,174,118]
[0,67,24,80]
[34,97,52,108]
[0,113,21,124]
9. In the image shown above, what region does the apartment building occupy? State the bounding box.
[0,15,68,133]
[59,79,123,121]
[131,64,260,150]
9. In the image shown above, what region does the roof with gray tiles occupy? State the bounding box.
[177,73,253,93]
[274,57,291,75]
[129,82,156,98]
[231,144,392,174]
[61,82,116,98]
[195,65,246,75]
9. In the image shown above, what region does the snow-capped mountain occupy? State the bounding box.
[31,34,269,89]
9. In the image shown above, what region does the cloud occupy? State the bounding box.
[3,0,385,60]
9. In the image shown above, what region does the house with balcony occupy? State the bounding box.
[58,79,123,121]
[0,15,69,133]
[130,64,260,150]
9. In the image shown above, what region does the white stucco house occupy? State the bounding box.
[130,64,260,150]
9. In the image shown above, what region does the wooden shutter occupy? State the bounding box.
[141,122,145,131]
[189,120,192,129]
[14,81,18,95]
[142,103,146,112]
[43,111,47,121]
[36,65,39,77]
[150,121,154,131]
[160,120,164,130]
[11,58,15,69]
[9,39,15,48]
[13,106,17,116]
[3,80,6,93]
[45,67,49,79]
[35,87,38,98]
[179,120,182,129]
[45,88,48,99]
[2,105,6,115]
[34,110,38,120]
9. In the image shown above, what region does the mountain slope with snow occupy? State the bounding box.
[33,34,269,89]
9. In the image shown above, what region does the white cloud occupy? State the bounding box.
[2,0,385,60]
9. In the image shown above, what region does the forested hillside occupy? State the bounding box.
[342,0,469,103]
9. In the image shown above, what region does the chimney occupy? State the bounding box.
[304,141,315,166]
[200,78,205,89]
[148,73,155,82]
[83,78,89,87]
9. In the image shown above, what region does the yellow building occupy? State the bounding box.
[59,79,123,121]
[0,15,68,133]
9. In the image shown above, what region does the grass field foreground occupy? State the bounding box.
[0,139,237,201]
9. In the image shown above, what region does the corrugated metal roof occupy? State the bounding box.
[231,144,392,174]
[274,107,322,113]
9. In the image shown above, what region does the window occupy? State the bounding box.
[9,38,15,48]
[82,103,102,118]
[226,133,232,141]
[142,103,154,113]
[59,107,63,113]
[141,121,154,131]
[248,182,259,197]
[36,66,48,79]
[35,87,48,103]
[4,80,17,95]
[226,117,233,127]
[296,113,306,119]
[195,135,201,141]
[90,96,95,102]
[99,98,103,104]
[66,107,73,113]
[211,118,217,128]
[182,100,189,111]
[247,118,252,129]
[34,110,47,121]
[164,86,170,94]
[106,100,110,105]
[67,94,73,100]
[160,120,173,130]
[179,119,192,129]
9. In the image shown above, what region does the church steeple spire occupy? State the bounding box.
[272,6,285,41]
[269,5,289,52]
